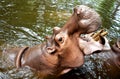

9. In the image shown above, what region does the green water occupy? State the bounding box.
[0,0,120,79]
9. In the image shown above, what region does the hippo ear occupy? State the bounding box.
[53,27,61,34]
[46,47,56,54]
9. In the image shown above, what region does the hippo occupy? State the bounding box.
[2,5,107,78]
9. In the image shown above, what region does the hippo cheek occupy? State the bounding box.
[60,50,84,68]
[55,34,84,67]
[43,52,59,66]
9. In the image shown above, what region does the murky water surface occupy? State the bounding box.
[0,0,120,79]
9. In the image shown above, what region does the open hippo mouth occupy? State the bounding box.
[4,28,109,78]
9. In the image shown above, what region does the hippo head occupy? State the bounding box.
[43,5,103,76]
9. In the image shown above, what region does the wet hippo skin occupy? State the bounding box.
[3,5,106,78]
[3,29,108,78]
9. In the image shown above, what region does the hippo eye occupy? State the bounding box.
[58,37,62,41]
[58,37,64,44]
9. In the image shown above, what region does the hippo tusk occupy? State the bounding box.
[91,29,108,41]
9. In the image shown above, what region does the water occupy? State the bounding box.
[0,0,120,79]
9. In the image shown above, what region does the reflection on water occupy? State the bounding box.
[0,0,120,79]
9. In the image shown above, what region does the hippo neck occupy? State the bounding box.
[21,43,47,66]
